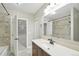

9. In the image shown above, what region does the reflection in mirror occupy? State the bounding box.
[53,15,71,40]
[44,23,47,35]
[47,22,53,36]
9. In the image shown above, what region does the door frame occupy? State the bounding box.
[10,16,28,56]
[10,16,18,55]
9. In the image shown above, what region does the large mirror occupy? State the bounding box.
[52,15,71,40]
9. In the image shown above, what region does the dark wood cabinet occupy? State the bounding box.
[38,47,43,56]
[43,50,50,56]
[32,42,38,56]
[32,42,50,56]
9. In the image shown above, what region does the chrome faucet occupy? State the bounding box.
[48,39,55,45]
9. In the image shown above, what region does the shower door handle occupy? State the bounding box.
[15,38,19,40]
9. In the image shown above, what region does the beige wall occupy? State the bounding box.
[0,16,10,46]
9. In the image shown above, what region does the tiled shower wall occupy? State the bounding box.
[0,16,10,46]
[53,15,71,40]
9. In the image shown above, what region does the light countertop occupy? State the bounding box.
[32,39,79,56]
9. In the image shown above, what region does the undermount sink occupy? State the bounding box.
[37,39,55,50]
[42,42,54,50]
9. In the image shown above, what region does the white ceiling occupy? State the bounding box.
[0,3,45,16]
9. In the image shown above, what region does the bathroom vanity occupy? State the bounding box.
[32,39,79,56]
[32,42,50,56]
[38,4,79,56]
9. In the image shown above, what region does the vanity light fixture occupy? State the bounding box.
[44,3,69,16]
[44,3,57,16]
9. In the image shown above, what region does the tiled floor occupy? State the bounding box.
[18,42,26,51]
[18,43,32,56]
[18,48,32,56]
[9,43,32,56]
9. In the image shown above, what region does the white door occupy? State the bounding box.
[11,16,27,56]
[11,16,18,56]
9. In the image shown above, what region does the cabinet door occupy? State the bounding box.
[43,50,50,56]
[38,47,43,56]
[32,42,50,56]
[32,48,38,56]
[32,42,38,56]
